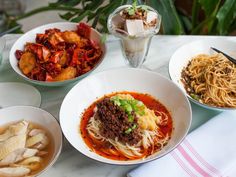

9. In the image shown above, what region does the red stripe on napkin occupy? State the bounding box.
[171,151,196,177]
[177,145,212,177]
[184,139,222,177]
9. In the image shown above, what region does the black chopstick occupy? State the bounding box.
[211,47,236,65]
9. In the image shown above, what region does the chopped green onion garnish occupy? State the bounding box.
[190,93,200,101]
[128,115,134,122]
[119,99,126,105]
[114,100,121,106]
[124,124,137,134]
[132,124,137,129]
[124,104,132,113]
[111,96,146,117]
[138,110,145,116]
[125,128,132,134]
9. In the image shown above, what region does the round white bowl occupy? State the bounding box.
[9,22,106,87]
[169,39,236,111]
[0,106,63,176]
[60,68,192,165]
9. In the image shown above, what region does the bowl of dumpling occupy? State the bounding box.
[0,106,62,177]
[9,22,106,87]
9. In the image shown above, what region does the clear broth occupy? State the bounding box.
[0,120,54,176]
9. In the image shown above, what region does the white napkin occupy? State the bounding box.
[128,111,236,177]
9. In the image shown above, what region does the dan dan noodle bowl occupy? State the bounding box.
[0,120,54,177]
[181,53,236,108]
[80,92,173,160]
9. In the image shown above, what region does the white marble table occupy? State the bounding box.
[0,34,235,177]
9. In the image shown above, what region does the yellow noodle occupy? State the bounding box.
[87,116,170,159]
[183,53,236,107]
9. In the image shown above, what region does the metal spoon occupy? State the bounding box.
[211,47,236,65]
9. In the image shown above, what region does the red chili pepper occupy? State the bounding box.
[70,48,79,66]
[45,73,53,82]
[45,62,61,77]
[70,48,86,66]
[36,33,46,44]
[77,23,91,39]
[15,50,23,60]
[25,43,45,61]
[90,40,99,50]
[49,51,62,63]
[42,46,50,61]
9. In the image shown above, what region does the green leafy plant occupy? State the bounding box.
[2,0,236,35]
[147,0,236,35]
[6,0,129,33]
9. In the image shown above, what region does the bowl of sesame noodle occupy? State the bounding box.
[169,39,236,111]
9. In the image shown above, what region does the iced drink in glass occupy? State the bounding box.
[107,5,161,68]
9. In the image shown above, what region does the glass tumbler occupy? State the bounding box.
[107,5,161,68]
